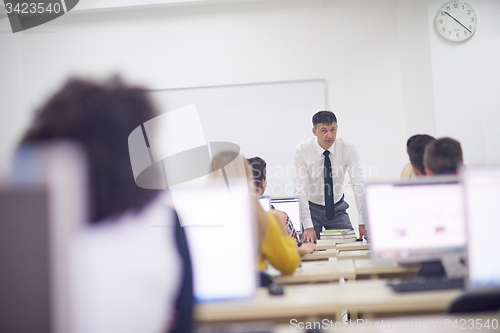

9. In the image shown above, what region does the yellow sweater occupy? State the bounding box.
[259,213,301,275]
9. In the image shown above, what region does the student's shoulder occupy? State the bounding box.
[264,212,282,235]
[269,209,287,227]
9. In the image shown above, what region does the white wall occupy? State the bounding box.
[1,0,499,180]
[428,0,500,165]
[1,0,406,179]
[397,1,437,139]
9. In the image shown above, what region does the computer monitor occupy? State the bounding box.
[258,196,271,211]
[366,177,466,271]
[270,197,301,233]
[170,184,257,302]
[463,165,500,291]
[0,186,52,332]
[2,142,88,333]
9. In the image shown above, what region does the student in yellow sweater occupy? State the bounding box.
[259,211,301,274]
[209,151,303,275]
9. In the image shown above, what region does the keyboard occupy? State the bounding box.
[387,277,465,293]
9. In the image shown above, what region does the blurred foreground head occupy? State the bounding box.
[209,151,268,246]
[20,76,159,223]
[209,150,252,181]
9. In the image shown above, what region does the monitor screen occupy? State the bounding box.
[258,196,271,211]
[0,186,51,333]
[366,178,466,263]
[171,184,257,302]
[7,142,88,333]
[463,165,500,290]
[270,197,301,233]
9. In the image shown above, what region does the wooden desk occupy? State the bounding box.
[315,243,337,250]
[336,241,369,251]
[195,279,461,324]
[337,250,370,260]
[301,249,337,261]
[315,241,369,251]
[273,260,356,285]
[354,259,418,279]
[274,313,499,333]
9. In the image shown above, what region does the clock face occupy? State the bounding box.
[435,1,477,42]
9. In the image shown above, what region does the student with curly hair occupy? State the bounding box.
[19,76,193,333]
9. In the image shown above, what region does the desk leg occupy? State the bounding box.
[338,278,348,323]
[335,310,346,322]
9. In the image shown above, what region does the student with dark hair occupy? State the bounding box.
[405,134,436,177]
[247,156,267,194]
[293,110,366,242]
[423,137,463,175]
[401,135,429,179]
[247,156,316,255]
[20,77,193,333]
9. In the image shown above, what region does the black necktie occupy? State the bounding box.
[323,150,335,220]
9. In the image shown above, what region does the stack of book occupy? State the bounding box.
[317,229,357,245]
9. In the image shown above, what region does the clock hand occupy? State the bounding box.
[444,12,472,33]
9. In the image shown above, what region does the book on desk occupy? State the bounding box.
[319,229,357,244]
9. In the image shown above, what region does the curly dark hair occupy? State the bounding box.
[20,76,160,224]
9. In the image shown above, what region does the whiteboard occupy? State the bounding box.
[149,79,327,197]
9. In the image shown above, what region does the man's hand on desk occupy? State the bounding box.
[301,227,317,243]
[298,242,316,256]
[358,225,367,239]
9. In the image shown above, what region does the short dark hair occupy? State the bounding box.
[247,157,266,192]
[423,137,463,175]
[312,111,337,128]
[406,134,425,148]
[406,134,436,175]
[20,76,159,224]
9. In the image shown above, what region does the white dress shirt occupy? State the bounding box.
[293,136,365,229]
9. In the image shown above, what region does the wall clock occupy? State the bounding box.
[435,1,477,42]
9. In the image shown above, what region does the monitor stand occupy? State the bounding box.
[417,260,446,278]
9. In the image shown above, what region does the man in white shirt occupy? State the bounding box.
[293,111,366,243]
